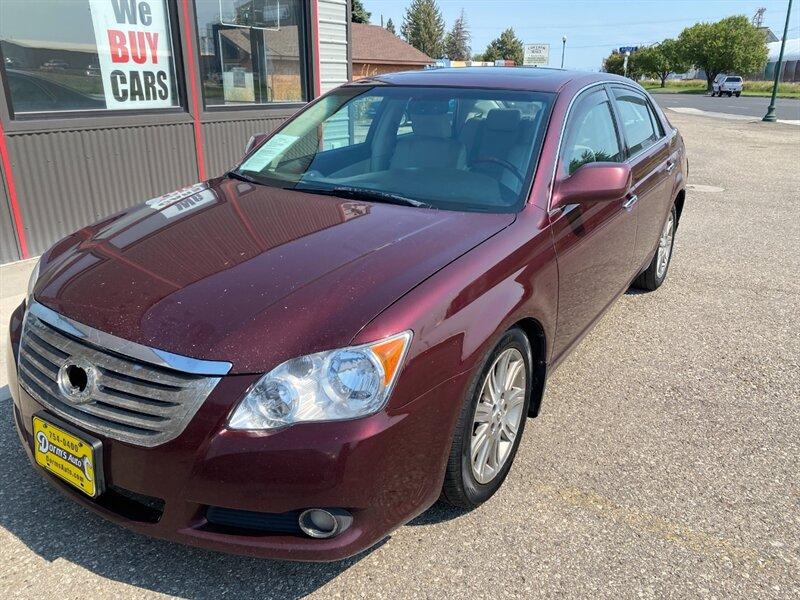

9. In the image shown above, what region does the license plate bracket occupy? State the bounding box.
[32,413,105,498]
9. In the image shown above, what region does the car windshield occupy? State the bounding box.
[236,86,555,213]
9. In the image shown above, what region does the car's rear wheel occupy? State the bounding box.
[632,205,676,291]
[441,328,532,509]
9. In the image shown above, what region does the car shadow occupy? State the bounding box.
[406,501,466,526]
[0,397,381,599]
[624,287,649,296]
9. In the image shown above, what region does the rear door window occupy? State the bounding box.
[611,87,663,156]
[560,88,623,176]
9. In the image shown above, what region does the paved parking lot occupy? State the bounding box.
[0,112,798,599]
[653,92,800,120]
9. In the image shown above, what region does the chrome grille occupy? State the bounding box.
[18,305,226,447]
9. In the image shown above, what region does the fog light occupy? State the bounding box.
[298,508,351,539]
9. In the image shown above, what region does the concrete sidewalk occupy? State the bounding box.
[0,258,36,401]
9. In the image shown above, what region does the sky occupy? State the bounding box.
[362,0,798,70]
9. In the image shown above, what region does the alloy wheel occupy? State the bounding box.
[656,213,675,280]
[470,348,527,484]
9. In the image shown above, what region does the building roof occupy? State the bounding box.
[213,26,301,59]
[758,27,779,43]
[351,23,433,66]
[767,38,800,62]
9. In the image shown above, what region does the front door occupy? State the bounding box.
[549,86,637,361]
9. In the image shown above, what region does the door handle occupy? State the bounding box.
[666,161,676,173]
[623,195,638,210]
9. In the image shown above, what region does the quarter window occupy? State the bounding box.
[194,0,307,107]
[612,88,663,156]
[561,88,623,176]
[0,0,181,115]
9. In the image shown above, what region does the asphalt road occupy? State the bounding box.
[652,91,800,120]
[1,113,799,599]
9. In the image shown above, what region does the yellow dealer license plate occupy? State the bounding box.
[32,415,104,498]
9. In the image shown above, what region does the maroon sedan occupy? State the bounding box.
[7,68,686,561]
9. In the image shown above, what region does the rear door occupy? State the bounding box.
[610,86,673,273]
[549,86,636,360]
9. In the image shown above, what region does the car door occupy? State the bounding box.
[549,86,637,360]
[610,86,673,273]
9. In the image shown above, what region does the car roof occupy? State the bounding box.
[348,67,632,94]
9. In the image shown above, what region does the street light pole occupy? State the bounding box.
[763,0,794,122]
[561,36,567,68]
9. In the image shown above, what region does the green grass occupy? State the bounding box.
[643,79,800,99]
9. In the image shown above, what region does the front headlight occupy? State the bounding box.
[26,258,41,304]
[228,331,412,430]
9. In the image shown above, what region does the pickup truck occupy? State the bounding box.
[712,75,743,97]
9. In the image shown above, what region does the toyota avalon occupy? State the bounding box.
[8,67,687,561]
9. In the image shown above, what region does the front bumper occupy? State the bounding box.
[7,302,468,561]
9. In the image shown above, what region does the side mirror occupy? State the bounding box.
[552,162,632,209]
[244,133,269,156]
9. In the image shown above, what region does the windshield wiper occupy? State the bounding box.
[300,185,433,209]
[227,170,263,185]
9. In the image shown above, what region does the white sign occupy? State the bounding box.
[89,0,173,109]
[243,134,300,171]
[524,44,550,67]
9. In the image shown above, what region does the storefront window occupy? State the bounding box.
[0,0,181,115]
[195,0,307,106]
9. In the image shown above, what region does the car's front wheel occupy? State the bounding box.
[441,328,532,509]
[632,205,677,291]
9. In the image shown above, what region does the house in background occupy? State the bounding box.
[351,23,433,79]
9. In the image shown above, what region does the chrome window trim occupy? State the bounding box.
[27,300,232,376]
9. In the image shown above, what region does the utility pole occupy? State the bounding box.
[561,36,567,68]
[763,0,793,122]
[623,50,631,78]
[752,7,767,27]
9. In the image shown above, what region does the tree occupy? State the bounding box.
[602,51,625,76]
[482,28,524,65]
[351,0,370,24]
[386,18,396,35]
[601,48,648,80]
[679,15,768,90]
[444,10,471,61]
[634,40,689,86]
[401,0,446,58]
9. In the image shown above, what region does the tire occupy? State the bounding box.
[735,92,741,97]
[441,328,532,510]
[632,205,677,292]
[727,91,733,97]
[710,90,716,96]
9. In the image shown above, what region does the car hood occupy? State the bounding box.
[35,178,514,373]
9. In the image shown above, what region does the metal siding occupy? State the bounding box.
[318,0,349,92]
[0,164,20,262]
[202,117,290,177]
[6,124,197,256]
